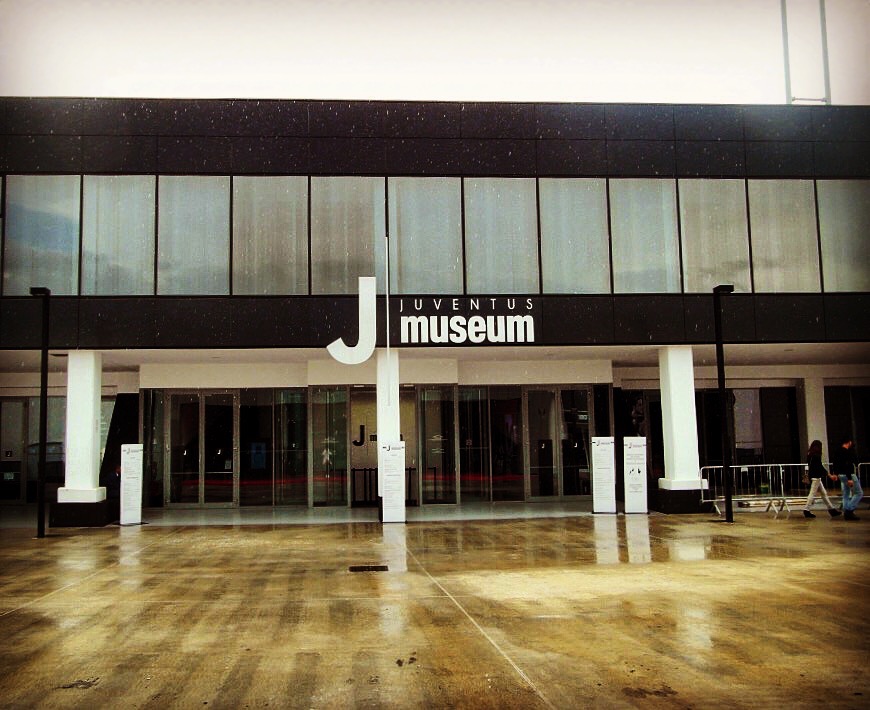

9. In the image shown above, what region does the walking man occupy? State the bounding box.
[832,435,863,521]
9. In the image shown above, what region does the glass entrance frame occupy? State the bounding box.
[165,390,239,507]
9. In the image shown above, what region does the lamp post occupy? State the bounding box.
[30,287,51,538]
[713,284,734,523]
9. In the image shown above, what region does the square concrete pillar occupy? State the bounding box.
[657,346,704,512]
[58,351,106,504]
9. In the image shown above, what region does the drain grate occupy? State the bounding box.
[349,565,389,573]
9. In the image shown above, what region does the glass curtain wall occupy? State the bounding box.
[82,175,156,294]
[539,178,610,293]
[459,387,491,502]
[3,175,80,295]
[157,176,230,295]
[311,386,348,505]
[310,177,386,294]
[679,179,751,292]
[748,180,820,292]
[464,178,539,294]
[610,179,680,293]
[388,177,463,294]
[419,387,456,504]
[816,180,870,292]
[232,176,308,295]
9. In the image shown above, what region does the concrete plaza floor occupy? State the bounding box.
[0,506,868,709]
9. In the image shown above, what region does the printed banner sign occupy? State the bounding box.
[623,437,648,514]
[379,441,406,524]
[120,444,143,526]
[592,437,616,514]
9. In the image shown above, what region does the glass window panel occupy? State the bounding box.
[26,396,66,487]
[539,178,610,293]
[464,178,539,294]
[233,176,309,295]
[817,180,870,292]
[310,177,386,295]
[748,180,819,292]
[679,179,751,293]
[82,175,155,295]
[610,179,680,293]
[157,176,230,295]
[3,175,80,295]
[388,177,462,294]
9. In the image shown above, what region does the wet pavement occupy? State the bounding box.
[0,510,868,709]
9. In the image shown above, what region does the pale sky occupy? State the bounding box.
[0,0,867,104]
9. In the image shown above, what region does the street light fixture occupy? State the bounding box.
[713,284,735,523]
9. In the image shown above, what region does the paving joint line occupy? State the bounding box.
[405,546,557,710]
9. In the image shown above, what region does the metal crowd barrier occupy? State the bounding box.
[701,461,870,516]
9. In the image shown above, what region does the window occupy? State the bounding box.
[233,177,309,295]
[310,177,386,295]
[679,179,751,293]
[3,175,80,295]
[388,177,462,294]
[610,179,680,293]
[817,180,870,292]
[464,178,539,294]
[157,177,230,295]
[539,179,610,294]
[82,176,156,295]
[748,180,819,292]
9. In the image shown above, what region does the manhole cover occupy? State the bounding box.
[349,565,389,572]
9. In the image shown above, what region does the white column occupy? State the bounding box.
[376,348,401,447]
[376,348,404,523]
[58,351,106,503]
[657,346,702,490]
[801,377,827,455]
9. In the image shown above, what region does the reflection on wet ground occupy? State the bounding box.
[0,511,867,708]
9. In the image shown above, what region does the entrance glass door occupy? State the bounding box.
[528,389,558,497]
[561,389,591,495]
[312,387,348,506]
[350,388,378,507]
[0,400,26,503]
[167,391,238,506]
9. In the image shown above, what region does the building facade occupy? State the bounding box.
[0,98,868,522]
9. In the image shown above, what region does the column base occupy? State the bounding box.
[49,499,113,527]
[653,488,714,515]
[57,486,107,503]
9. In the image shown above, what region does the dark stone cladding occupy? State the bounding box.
[0,294,866,351]
[1,98,868,177]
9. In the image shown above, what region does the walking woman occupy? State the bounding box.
[803,440,842,518]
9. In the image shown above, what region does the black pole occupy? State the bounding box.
[713,284,734,523]
[30,287,51,538]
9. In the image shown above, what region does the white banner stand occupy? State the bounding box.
[592,437,616,514]
[379,441,406,523]
[623,437,648,513]
[120,443,144,526]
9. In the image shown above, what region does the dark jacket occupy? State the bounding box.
[807,453,827,479]
[831,445,858,478]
